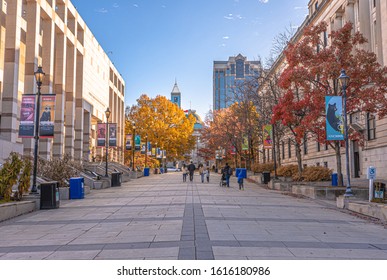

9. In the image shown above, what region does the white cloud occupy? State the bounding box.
[224,13,243,20]
[113,3,119,8]
[219,43,226,47]
[223,36,230,40]
[96,8,108,13]
[133,4,139,8]
[294,6,307,10]
[259,0,269,3]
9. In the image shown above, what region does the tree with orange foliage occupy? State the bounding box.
[273,22,387,182]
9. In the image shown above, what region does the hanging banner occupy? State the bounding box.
[162,150,166,159]
[263,124,273,149]
[134,135,141,151]
[242,135,249,151]
[151,147,156,157]
[19,95,36,138]
[97,123,106,147]
[39,95,55,138]
[109,123,117,147]
[147,142,152,156]
[156,148,162,158]
[325,96,344,140]
[125,134,132,150]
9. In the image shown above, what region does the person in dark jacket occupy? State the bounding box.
[223,163,232,187]
[187,161,196,181]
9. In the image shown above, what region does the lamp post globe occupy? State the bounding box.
[31,66,45,193]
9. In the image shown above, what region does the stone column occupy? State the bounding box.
[1,0,24,144]
[38,16,55,159]
[52,32,66,158]
[73,51,84,161]
[345,0,356,25]
[82,110,91,162]
[64,43,76,158]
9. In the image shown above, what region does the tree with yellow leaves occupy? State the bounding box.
[125,94,196,167]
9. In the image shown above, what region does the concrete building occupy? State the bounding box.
[213,54,260,111]
[0,0,125,163]
[264,0,387,179]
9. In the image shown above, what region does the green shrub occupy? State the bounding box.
[0,152,24,201]
[252,162,275,173]
[277,164,299,177]
[301,166,332,182]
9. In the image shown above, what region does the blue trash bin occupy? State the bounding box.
[144,167,150,176]
[331,173,338,186]
[160,167,164,174]
[69,177,84,199]
[235,168,241,178]
[240,168,247,179]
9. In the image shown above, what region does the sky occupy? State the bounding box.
[71,0,310,120]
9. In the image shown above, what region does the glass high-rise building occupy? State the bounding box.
[213,54,260,111]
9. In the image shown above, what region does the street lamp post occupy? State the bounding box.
[132,122,136,171]
[105,107,111,177]
[338,69,353,197]
[31,66,45,193]
[145,135,148,167]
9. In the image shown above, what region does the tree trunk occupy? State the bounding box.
[335,142,343,187]
[295,142,303,176]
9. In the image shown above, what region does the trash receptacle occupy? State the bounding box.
[69,177,84,199]
[240,168,247,179]
[160,167,164,174]
[235,168,241,178]
[144,167,150,176]
[262,171,271,184]
[111,172,122,187]
[331,173,338,186]
[40,181,60,209]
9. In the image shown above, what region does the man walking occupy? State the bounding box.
[187,161,196,182]
[223,163,232,187]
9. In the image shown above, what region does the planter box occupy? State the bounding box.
[0,201,35,222]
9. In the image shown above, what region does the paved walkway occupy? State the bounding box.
[0,172,386,260]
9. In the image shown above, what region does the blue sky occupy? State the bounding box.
[71,0,309,119]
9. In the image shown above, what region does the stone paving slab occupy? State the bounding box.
[0,172,386,260]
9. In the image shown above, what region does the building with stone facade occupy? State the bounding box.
[0,0,125,163]
[264,0,387,179]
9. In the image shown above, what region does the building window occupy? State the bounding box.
[325,142,328,150]
[282,141,285,160]
[324,162,328,168]
[367,113,376,140]
[373,0,376,8]
[231,64,235,74]
[323,31,328,47]
[317,141,321,152]
[315,1,318,11]
[316,162,320,167]
[236,59,244,78]
[288,139,292,158]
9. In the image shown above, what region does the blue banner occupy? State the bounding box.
[326,96,344,140]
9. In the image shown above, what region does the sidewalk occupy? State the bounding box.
[0,172,386,260]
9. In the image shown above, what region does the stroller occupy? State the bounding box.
[219,172,227,187]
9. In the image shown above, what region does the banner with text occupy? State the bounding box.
[109,123,117,147]
[263,124,273,149]
[325,96,344,140]
[125,134,132,150]
[134,135,141,151]
[39,95,55,138]
[97,123,106,147]
[19,95,36,138]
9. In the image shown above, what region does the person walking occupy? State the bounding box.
[199,164,205,183]
[182,164,188,182]
[237,171,244,190]
[187,161,196,182]
[205,167,210,182]
[223,163,232,187]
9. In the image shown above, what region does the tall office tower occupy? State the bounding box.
[213,54,260,111]
[170,81,181,108]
